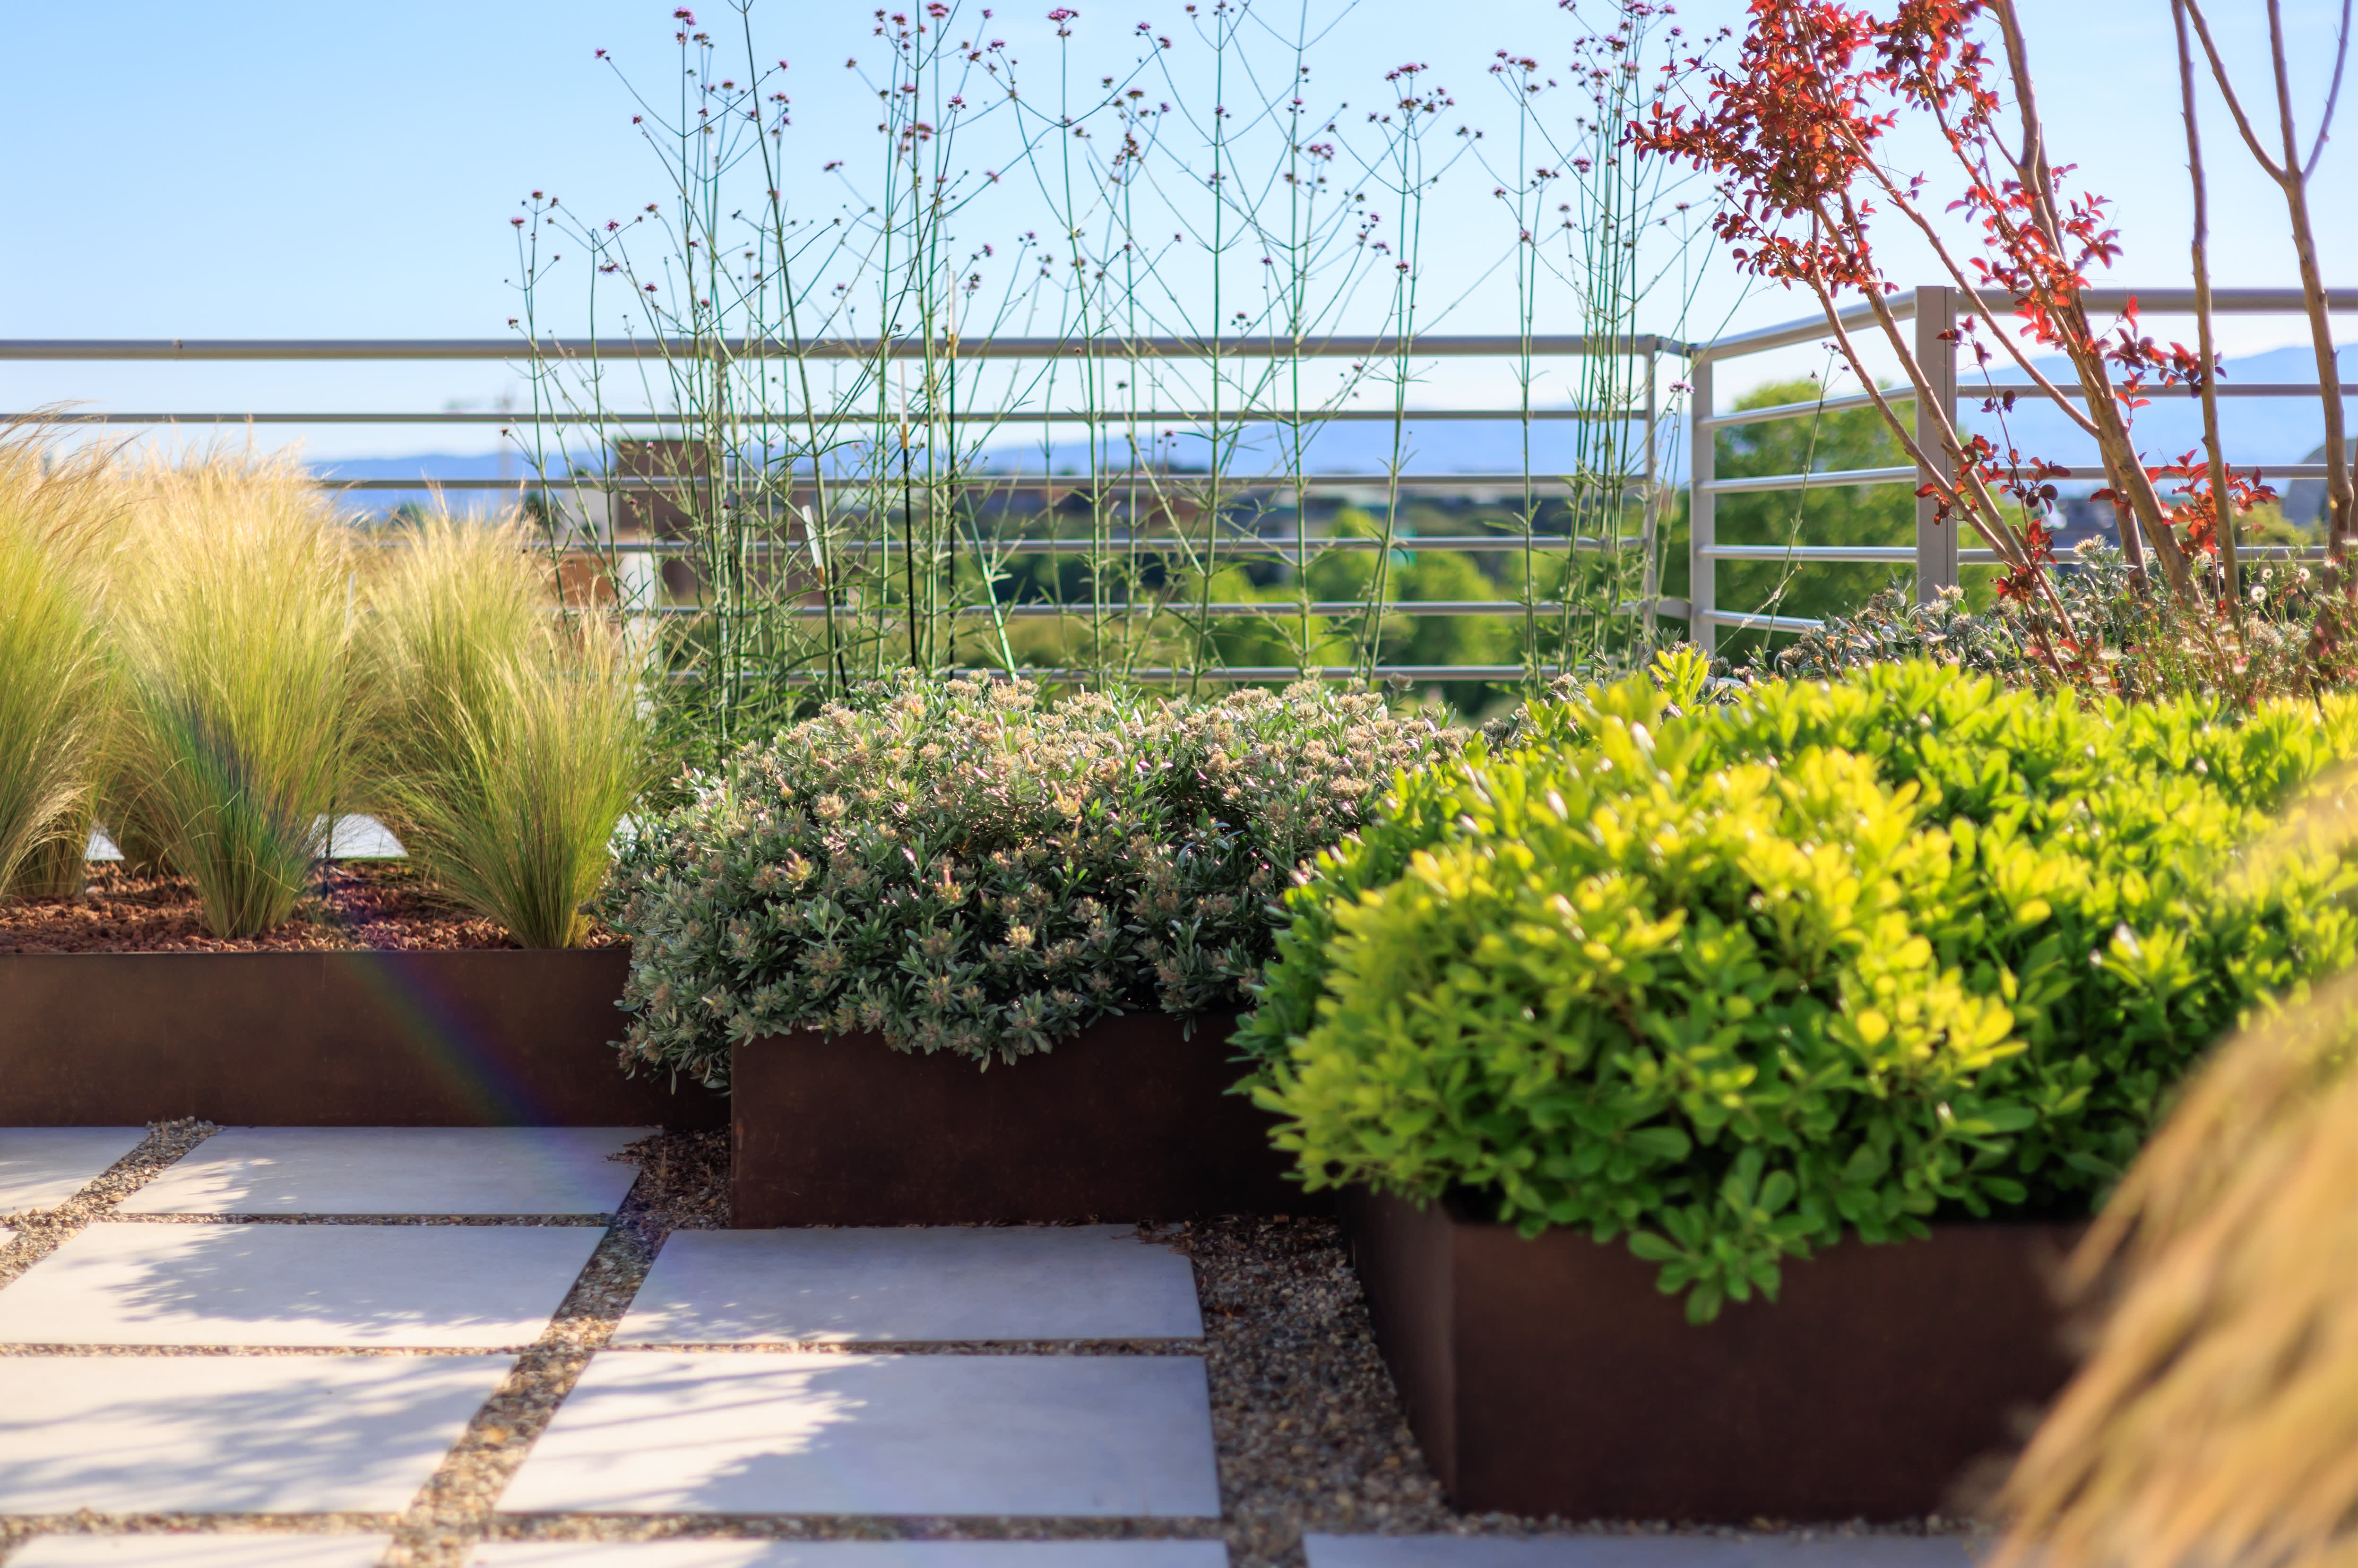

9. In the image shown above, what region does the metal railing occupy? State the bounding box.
[0,332,1681,684]
[1687,285,2358,645]
[12,288,2353,671]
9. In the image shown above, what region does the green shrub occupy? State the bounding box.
[602,675,1455,1086]
[360,514,654,949]
[1240,659,2358,1320]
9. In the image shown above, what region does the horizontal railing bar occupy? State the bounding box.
[2074,288,2358,313]
[1952,544,2334,566]
[1700,608,1827,632]
[1699,389,1914,428]
[1700,289,2356,371]
[1700,544,1916,562]
[642,600,1578,620]
[1697,465,2337,503]
[564,535,1626,556]
[743,664,1566,683]
[1696,380,2357,432]
[1106,664,1546,681]
[1936,464,2332,480]
[0,333,1692,363]
[1971,381,2358,400]
[1700,466,1918,495]
[9,406,1649,426]
[328,472,1657,492]
[1696,298,1916,362]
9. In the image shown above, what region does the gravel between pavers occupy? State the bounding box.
[0,1120,217,1293]
[0,1124,1984,1568]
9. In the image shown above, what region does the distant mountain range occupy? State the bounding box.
[1955,344,2357,490]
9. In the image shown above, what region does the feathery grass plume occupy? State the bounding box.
[0,424,123,898]
[362,513,653,948]
[9,831,97,897]
[1994,972,2358,1568]
[108,450,360,937]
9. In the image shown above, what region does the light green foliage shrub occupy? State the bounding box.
[1241,659,2358,1319]
[603,675,1455,1086]
[361,514,653,949]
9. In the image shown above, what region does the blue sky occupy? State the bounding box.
[3,0,2352,457]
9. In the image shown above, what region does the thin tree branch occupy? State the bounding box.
[2177,0,2242,625]
[2183,0,2355,558]
[1853,155,2104,443]
[1803,213,2044,583]
[2306,0,2353,176]
[1819,265,2079,672]
[1990,2,2191,595]
[2182,0,2292,178]
[2267,1,2307,177]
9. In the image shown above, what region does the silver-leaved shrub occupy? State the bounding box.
[602,674,1455,1085]
[1240,657,2358,1320]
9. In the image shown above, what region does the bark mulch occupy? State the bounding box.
[0,862,620,954]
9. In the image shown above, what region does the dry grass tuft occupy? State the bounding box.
[360,512,653,948]
[0,423,124,898]
[1995,975,2358,1568]
[105,448,362,938]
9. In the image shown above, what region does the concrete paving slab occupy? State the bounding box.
[9,1537,396,1567]
[500,1351,1221,1518]
[0,1223,603,1348]
[1300,1538,1978,1568]
[0,1128,147,1214]
[0,1353,512,1513]
[615,1226,1202,1345]
[118,1128,648,1216]
[472,1543,1230,1567]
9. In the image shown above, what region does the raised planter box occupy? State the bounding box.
[0,949,725,1129]
[1345,1188,2079,1522]
[731,1012,1314,1226]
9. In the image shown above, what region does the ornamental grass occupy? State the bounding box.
[0,425,121,898]
[1995,962,2358,1568]
[105,450,362,939]
[360,512,653,949]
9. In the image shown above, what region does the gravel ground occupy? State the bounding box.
[0,1125,1982,1568]
[0,1120,218,1292]
[0,862,622,953]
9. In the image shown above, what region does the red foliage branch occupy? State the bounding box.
[1634,0,2230,617]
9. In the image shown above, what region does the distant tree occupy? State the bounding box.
[1709,379,1916,664]
[1206,508,1516,711]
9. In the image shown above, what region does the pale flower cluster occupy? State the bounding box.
[601,674,1454,1084]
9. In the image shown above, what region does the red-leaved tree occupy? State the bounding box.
[1634,0,2232,630]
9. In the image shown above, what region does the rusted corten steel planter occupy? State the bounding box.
[0,948,725,1129]
[1344,1189,2080,1522]
[731,1012,1313,1226]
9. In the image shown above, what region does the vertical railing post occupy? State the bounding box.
[1688,353,1716,652]
[1641,344,1660,644]
[1913,285,1959,602]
